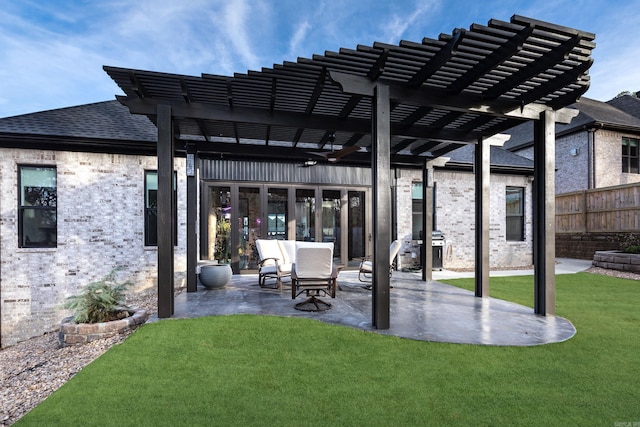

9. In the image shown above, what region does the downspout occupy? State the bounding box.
[585,124,602,190]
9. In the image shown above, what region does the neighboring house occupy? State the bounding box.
[504,94,640,259]
[0,100,534,347]
[504,96,640,194]
[607,92,640,120]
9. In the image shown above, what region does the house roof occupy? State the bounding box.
[503,96,640,151]
[607,93,640,119]
[0,98,532,171]
[0,100,158,153]
[106,15,595,167]
[446,144,533,171]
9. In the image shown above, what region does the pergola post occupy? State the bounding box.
[372,83,391,330]
[474,137,490,297]
[421,161,433,282]
[533,110,556,315]
[186,144,198,293]
[157,104,175,317]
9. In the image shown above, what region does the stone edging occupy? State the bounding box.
[592,250,640,273]
[59,309,149,347]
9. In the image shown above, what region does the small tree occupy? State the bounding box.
[63,269,132,324]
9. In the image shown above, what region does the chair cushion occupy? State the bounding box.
[256,239,282,266]
[278,240,296,265]
[359,260,372,273]
[259,265,277,275]
[294,242,334,278]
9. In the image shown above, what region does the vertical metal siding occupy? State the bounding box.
[199,159,371,186]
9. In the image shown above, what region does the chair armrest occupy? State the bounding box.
[258,257,281,267]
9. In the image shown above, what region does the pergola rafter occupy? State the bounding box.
[104,14,595,328]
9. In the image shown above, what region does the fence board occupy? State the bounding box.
[556,183,640,233]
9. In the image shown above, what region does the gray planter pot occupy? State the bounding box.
[200,264,232,289]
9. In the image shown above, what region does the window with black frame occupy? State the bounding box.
[19,165,57,248]
[622,137,639,173]
[144,171,177,246]
[506,186,524,241]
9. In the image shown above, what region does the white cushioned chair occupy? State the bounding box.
[358,239,402,283]
[255,239,294,289]
[291,242,337,311]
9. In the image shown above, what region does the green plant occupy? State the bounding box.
[214,217,231,262]
[620,233,640,253]
[63,269,132,324]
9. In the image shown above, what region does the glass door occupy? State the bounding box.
[267,188,288,239]
[322,190,342,260]
[238,187,261,270]
[348,190,366,267]
[207,186,231,262]
[295,189,315,241]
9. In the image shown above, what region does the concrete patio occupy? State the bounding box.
[152,258,592,346]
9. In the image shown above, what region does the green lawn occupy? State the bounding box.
[16,273,640,426]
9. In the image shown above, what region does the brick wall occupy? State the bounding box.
[394,168,533,271]
[1,148,187,347]
[515,129,640,193]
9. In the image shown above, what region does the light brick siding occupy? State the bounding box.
[594,129,640,188]
[394,169,533,271]
[1,148,187,347]
[516,129,640,194]
[556,133,589,194]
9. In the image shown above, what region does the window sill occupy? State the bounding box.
[16,247,57,254]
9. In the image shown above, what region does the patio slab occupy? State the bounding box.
[154,270,576,346]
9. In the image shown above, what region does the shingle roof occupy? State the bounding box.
[503,96,640,151]
[446,144,533,170]
[0,100,157,142]
[607,94,640,120]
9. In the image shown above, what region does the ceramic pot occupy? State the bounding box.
[199,264,232,289]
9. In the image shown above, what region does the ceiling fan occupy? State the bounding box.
[308,133,360,163]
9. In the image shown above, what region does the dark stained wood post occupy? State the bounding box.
[186,143,198,293]
[372,83,391,329]
[157,104,175,317]
[534,110,556,315]
[474,137,490,297]
[421,161,433,282]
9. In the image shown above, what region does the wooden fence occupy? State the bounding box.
[556,183,640,233]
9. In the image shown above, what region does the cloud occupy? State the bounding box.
[381,0,440,43]
[288,20,312,59]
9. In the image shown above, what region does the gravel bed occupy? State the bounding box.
[0,287,159,426]
[2,268,638,425]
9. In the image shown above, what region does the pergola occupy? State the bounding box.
[105,15,595,329]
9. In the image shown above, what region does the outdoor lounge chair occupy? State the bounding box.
[291,242,337,311]
[358,239,402,283]
[255,239,293,289]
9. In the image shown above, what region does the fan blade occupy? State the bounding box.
[327,145,360,162]
[307,145,359,162]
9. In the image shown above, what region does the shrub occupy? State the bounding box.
[63,269,133,324]
[623,245,640,254]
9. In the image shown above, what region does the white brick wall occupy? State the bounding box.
[516,129,640,194]
[1,148,187,347]
[395,169,533,270]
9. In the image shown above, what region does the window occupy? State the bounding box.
[144,171,177,246]
[19,165,57,248]
[622,137,639,173]
[506,187,524,241]
[411,183,423,240]
[411,182,437,239]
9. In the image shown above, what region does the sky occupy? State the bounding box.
[1,0,639,118]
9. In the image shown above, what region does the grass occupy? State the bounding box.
[16,273,640,426]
